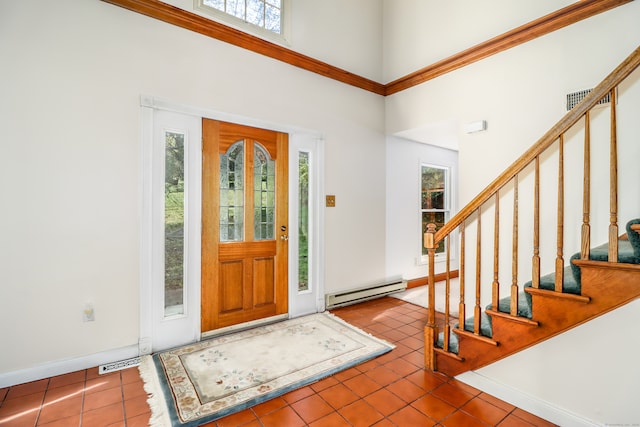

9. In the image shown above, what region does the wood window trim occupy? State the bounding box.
[100,0,631,96]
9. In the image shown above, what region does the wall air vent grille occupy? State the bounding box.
[99,357,140,374]
[566,88,612,111]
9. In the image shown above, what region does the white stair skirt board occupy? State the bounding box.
[457,371,600,427]
[0,344,139,388]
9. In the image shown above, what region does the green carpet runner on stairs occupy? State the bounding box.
[436,218,640,354]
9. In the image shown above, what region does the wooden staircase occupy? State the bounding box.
[422,45,640,377]
[434,254,640,376]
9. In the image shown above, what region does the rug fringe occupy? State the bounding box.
[138,355,172,427]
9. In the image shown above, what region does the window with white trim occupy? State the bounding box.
[421,164,450,258]
[195,0,286,40]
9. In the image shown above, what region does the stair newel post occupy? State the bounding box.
[459,221,466,331]
[511,175,519,316]
[423,223,437,370]
[533,156,540,288]
[581,111,591,260]
[555,135,565,292]
[609,87,619,262]
[474,207,482,334]
[492,192,500,311]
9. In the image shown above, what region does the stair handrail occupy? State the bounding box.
[424,45,640,371]
[433,45,640,245]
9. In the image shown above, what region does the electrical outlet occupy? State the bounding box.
[83,304,95,322]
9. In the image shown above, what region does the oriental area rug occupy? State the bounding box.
[139,312,394,427]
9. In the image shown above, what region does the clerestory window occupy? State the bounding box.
[195,0,286,40]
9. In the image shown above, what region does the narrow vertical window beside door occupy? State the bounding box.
[421,165,449,258]
[165,131,185,316]
[298,151,310,292]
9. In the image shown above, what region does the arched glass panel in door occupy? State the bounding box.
[254,142,275,240]
[220,141,244,242]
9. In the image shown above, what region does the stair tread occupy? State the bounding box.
[436,329,459,354]
[524,265,579,294]
[437,312,492,354]
[486,291,532,319]
[571,238,639,284]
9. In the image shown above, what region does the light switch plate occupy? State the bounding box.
[326,195,336,207]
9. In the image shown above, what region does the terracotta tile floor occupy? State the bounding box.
[0,297,558,426]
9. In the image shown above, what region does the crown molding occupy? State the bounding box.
[100,0,386,95]
[100,0,632,97]
[384,0,633,95]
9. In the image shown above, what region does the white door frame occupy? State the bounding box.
[288,135,326,318]
[139,96,325,354]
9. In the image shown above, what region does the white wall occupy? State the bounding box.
[0,0,386,377]
[382,0,574,83]
[464,299,640,426]
[163,0,384,82]
[289,0,383,82]
[385,1,640,424]
[386,136,458,280]
[386,2,640,210]
[2,5,639,423]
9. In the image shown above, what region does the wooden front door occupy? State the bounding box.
[202,119,288,333]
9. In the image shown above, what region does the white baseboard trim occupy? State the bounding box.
[456,371,600,427]
[0,345,139,388]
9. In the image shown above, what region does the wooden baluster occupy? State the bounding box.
[511,175,519,316]
[458,221,466,332]
[532,156,540,288]
[474,208,482,335]
[443,235,451,351]
[555,136,565,292]
[423,223,437,370]
[609,88,619,262]
[492,192,500,312]
[581,111,591,259]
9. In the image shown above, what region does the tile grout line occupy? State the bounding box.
[119,371,127,426]
[32,378,49,427]
[79,369,88,427]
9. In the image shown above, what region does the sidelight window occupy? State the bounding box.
[164,131,186,316]
[298,151,310,292]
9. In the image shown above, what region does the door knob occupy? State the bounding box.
[280,235,289,241]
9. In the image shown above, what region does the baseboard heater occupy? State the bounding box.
[325,278,407,309]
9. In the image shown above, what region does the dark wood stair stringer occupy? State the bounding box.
[433,262,640,377]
